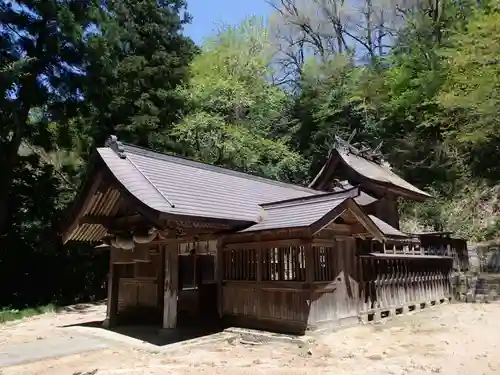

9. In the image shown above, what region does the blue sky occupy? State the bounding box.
[183,0,272,45]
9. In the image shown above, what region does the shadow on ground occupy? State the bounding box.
[56,300,107,314]
[61,317,224,347]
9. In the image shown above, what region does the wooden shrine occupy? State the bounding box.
[60,135,458,335]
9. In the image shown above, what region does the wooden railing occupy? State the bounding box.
[360,256,452,313]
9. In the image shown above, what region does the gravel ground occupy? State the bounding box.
[1,302,500,375]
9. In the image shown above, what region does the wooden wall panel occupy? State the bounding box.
[117,279,158,312]
[222,284,259,316]
[222,283,309,324]
[117,280,138,312]
[259,289,309,322]
[112,243,163,320]
[309,238,362,325]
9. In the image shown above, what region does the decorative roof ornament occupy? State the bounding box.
[334,132,387,167]
[105,135,126,159]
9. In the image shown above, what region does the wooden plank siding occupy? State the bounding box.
[109,243,163,325]
[220,241,310,333]
[222,283,309,332]
[219,236,364,333]
[219,234,453,334]
[308,238,361,328]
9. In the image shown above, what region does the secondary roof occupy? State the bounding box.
[241,187,380,234]
[310,145,431,200]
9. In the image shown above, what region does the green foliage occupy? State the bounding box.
[401,183,500,242]
[0,0,193,309]
[173,17,307,182]
[439,6,500,140]
[292,56,380,175]
[0,0,97,234]
[0,304,55,324]
[82,0,197,148]
[289,0,500,240]
[436,2,500,182]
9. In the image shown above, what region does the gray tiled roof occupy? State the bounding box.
[368,215,408,237]
[339,150,431,198]
[98,145,321,223]
[332,180,377,206]
[240,188,359,232]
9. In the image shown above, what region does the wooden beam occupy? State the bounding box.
[78,215,113,226]
[224,238,308,250]
[78,214,147,229]
[222,227,309,245]
[158,227,227,241]
[323,223,351,233]
[345,200,384,242]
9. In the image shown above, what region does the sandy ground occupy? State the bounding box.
[1,302,500,375]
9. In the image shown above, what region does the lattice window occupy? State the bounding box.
[179,240,218,255]
[222,248,257,281]
[312,246,334,281]
[262,246,305,282]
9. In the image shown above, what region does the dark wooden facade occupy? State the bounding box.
[97,209,455,335]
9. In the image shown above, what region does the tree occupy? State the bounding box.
[172,17,307,182]
[439,1,500,144]
[436,0,500,181]
[81,0,197,149]
[291,56,365,172]
[0,0,96,235]
[267,0,409,89]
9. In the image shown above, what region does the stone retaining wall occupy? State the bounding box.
[460,273,500,303]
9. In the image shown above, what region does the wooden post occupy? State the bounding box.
[256,245,263,282]
[103,263,119,328]
[305,241,315,327]
[305,242,314,283]
[163,242,178,329]
[216,239,224,318]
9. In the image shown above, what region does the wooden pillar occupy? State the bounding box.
[158,243,166,317]
[216,239,224,318]
[305,241,315,327]
[163,242,178,329]
[305,242,314,283]
[256,244,263,282]
[103,263,119,328]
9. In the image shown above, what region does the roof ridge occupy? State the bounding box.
[262,186,359,210]
[122,143,319,194]
[124,150,176,209]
